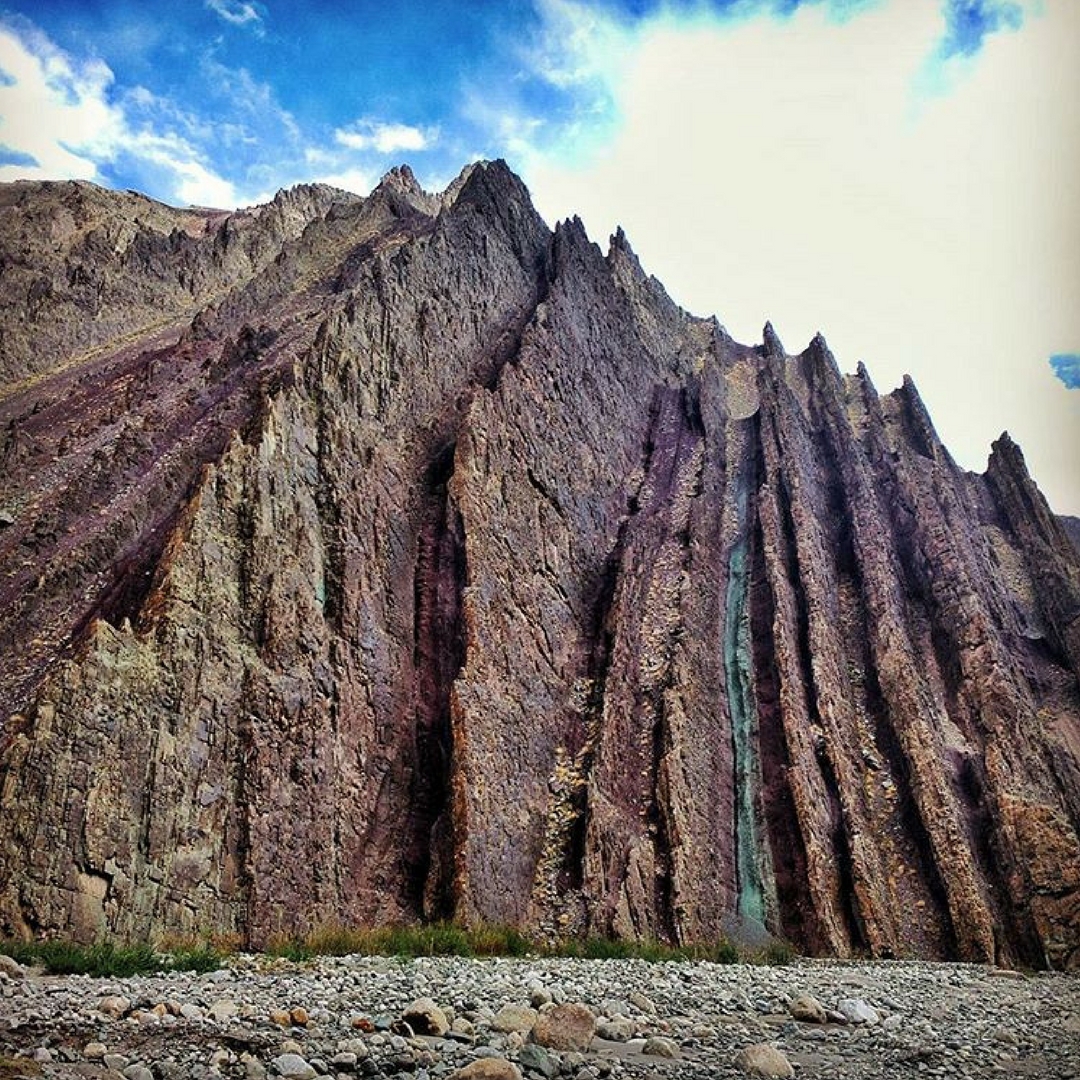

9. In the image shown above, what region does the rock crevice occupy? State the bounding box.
[1,163,1078,966]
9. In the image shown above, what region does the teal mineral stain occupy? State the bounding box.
[724,472,766,926]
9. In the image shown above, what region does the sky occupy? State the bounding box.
[1,0,1078,513]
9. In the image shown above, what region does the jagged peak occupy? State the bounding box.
[993,429,1019,453]
[442,159,521,202]
[606,225,648,283]
[551,214,605,277]
[853,359,879,401]
[799,331,843,386]
[259,182,362,224]
[269,181,359,204]
[762,321,785,357]
[377,163,425,197]
[554,214,589,241]
[438,161,484,207]
[441,158,537,221]
[988,431,1029,480]
[608,225,634,257]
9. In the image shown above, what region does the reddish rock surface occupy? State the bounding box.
[0,162,1078,967]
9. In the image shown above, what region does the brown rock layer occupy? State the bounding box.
[0,162,1077,966]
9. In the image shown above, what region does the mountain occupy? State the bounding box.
[1,163,1078,968]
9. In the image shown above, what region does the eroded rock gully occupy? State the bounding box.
[1,162,1078,968]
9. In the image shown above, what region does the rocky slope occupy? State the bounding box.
[0,163,1078,968]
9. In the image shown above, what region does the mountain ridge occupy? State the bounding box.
[1,162,1078,968]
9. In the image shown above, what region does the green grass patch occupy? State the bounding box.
[0,937,226,977]
[267,921,533,961]
[266,921,767,965]
[2,924,792,973]
[754,938,797,966]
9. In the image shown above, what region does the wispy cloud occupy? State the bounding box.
[1050,354,1080,390]
[0,17,242,206]
[205,0,266,33]
[0,18,122,182]
[334,120,436,155]
[510,0,1080,511]
[937,0,1023,58]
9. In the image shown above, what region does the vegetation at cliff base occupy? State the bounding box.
[266,921,789,965]
[1,923,793,973]
[0,937,223,977]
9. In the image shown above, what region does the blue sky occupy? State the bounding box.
[1,0,1078,512]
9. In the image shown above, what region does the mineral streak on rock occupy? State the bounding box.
[0,162,1077,966]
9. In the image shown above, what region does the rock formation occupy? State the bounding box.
[1,162,1078,967]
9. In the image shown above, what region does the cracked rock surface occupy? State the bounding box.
[1,162,1079,966]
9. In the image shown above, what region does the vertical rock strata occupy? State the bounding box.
[0,163,1077,966]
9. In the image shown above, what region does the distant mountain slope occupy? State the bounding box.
[1,163,1078,968]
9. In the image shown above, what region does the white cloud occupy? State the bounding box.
[0,20,123,182]
[524,0,634,91]
[307,166,377,197]
[334,120,435,155]
[205,0,265,32]
[0,18,245,207]
[514,0,1080,513]
[124,129,241,206]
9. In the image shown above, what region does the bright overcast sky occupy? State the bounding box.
[1,0,1078,512]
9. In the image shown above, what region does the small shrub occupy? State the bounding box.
[165,943,225,974]
[465,923,532,957]
[756,938,797,966]
[711,938,741,964]
[266,936,315,962]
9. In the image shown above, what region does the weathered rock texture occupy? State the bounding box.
[1,163,1078,967]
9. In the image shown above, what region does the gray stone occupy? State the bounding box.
[403,996,450,1037]
[271,1052,317,1079]
[595,1018,635,1042]
[530,1004,594,1052]
[452,1061,522,1080]
[0,954,24,979]
[599,999,629,1020]
[518,1043,558,1078]
[789,994,827,1023]
[734,1043,794,1078]
[836,998,880,1025]
[491,1004,538,1033]
[641,1036,680,1059]
[98,995,131,1019]
[208,998,239,1023]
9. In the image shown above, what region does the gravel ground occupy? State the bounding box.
[2,954,1079,1079]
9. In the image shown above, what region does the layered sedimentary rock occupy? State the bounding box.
[1,162,1078,967]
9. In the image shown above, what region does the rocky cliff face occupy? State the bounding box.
[1,162,1078,968]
